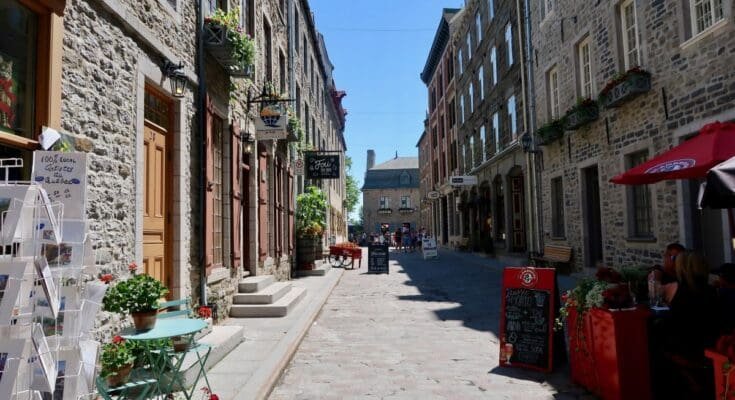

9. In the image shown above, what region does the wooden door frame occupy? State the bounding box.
[142,85,174,291]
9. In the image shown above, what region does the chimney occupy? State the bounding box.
[367,149,375,171]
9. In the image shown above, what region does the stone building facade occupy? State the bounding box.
[292,0,349,246]
[451,0,533,255]
[417,122,433,235]
[531,0,735,270]
[0,0,346,330]
[420,8,461,247]
[362,154,421,236]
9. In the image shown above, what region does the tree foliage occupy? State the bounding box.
[343,156,360,215]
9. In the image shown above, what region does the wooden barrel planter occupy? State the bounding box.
[297,237,322,270]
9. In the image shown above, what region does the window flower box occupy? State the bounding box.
[564,99,599,130]
[536,119,565,145]
[598,67,651,109]
[398,207,415,214]
[377,208,392,215]
[203,9,255,77]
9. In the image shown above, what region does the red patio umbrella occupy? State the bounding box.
[610,121,735,185]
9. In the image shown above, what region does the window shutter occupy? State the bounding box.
[288,167,294,251]
[230,121,242,269]
[204,96,215,276]
[258,148,269,260]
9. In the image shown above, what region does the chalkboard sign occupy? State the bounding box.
[368,243,389,274]
[499,267,556,373]
[305,152,340,179]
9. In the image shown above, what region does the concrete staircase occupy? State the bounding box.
[230,275,307,318]
[296,259,332,277]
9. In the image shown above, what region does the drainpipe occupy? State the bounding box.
[288,0,297,277]
[522,0,542,253]
[197,0,208,305]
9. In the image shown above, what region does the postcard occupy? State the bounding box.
[0,335,25,399]
[31,323,57,393]
[79,340,98,391]
[38,188,61,245]
[34,257,60,318]
[0,184,35,245]
[0,261,27,326]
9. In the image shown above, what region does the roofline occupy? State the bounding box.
[420,8,461,85]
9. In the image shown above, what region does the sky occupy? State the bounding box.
[308,0,464,221]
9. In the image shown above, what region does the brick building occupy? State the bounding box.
[531,0,735,270]
[420,8,461,247]
[451,0,533,255]
[361,153,421,237]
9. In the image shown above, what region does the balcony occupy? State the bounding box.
[377,208,393,215]
[398,207,416,214]
[203,21,254,77]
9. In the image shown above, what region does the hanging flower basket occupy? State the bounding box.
[598,67,651,109]
[564,99,599,130]
[203,9,255,77]
[536,119,565,145]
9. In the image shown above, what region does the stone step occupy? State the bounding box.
[232,282,292,304]
[229,287,306,318]
[238,275,275,293]
[297,262,331,277]
[177,325,244,389]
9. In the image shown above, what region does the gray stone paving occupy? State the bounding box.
[269,248,592,399]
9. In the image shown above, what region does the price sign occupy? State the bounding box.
[32,152,88,219]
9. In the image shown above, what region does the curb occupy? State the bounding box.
[233,267,345,400]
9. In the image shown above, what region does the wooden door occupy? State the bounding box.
[143,88,171,288]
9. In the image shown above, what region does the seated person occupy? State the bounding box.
[716,263,735,333]
[650,242,685,284]
[654,252,720,399]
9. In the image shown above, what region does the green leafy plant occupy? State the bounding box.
[102,273,169,314]
[205,7,256,69]
[295,186,327,238]
[100,336,135,377]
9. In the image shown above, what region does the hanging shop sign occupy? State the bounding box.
[449,175,478,186]
[255,102,287,140]
[294,158,304,176]
[305,152,340,179]
[427,191,441,200]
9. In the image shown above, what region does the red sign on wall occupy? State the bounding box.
[498,267,557,373]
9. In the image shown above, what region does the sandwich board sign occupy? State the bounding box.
[422,237,438,259]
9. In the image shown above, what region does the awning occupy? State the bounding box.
[610,121,735,185]
[699,156,735,209]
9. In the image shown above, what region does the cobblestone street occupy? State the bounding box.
[269,249,590,399]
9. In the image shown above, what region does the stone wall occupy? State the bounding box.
[363,188,422,234]
[531,0,735,270]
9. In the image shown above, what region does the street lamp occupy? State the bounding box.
[161,60,187,98]
[520,132,541,154]
[242,130,255,154]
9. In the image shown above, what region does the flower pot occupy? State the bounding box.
[599,71,651,109]
[203,23,251,76]
[564,104,599,130]
[105,363,133,387]
[172,336,189,352]
[297,236,322,270]
[131,310,158,331]
[537,121,565,145]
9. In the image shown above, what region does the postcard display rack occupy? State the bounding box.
[0,153,102,400]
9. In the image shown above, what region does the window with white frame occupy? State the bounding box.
[458,48,463,75]
[480,125,487,162]
[460,95,465,124]
[505,24,513,66]
[548,66,560,118]
[578,36,593,98]
[401,196,410,209]
[488,0,495,19]
[620,0,640,69]
[691,0,725,35]
[508,95,517,141]
[469,83,474,113]
[462,142,467,172]
[476,12,482,44]
[490,47,497,85]
[380,196,390,209]
[467,32,472,59]
[478,66,484,100]
[492,112,500,153]
[469,135,475,168]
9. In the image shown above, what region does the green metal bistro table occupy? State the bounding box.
[121,318,212,399]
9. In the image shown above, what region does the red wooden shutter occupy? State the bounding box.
[288,167,294,252]
[258,147,269,260]
[275,158,282,256]
[204,96,215,276]
[230,121,242,269]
